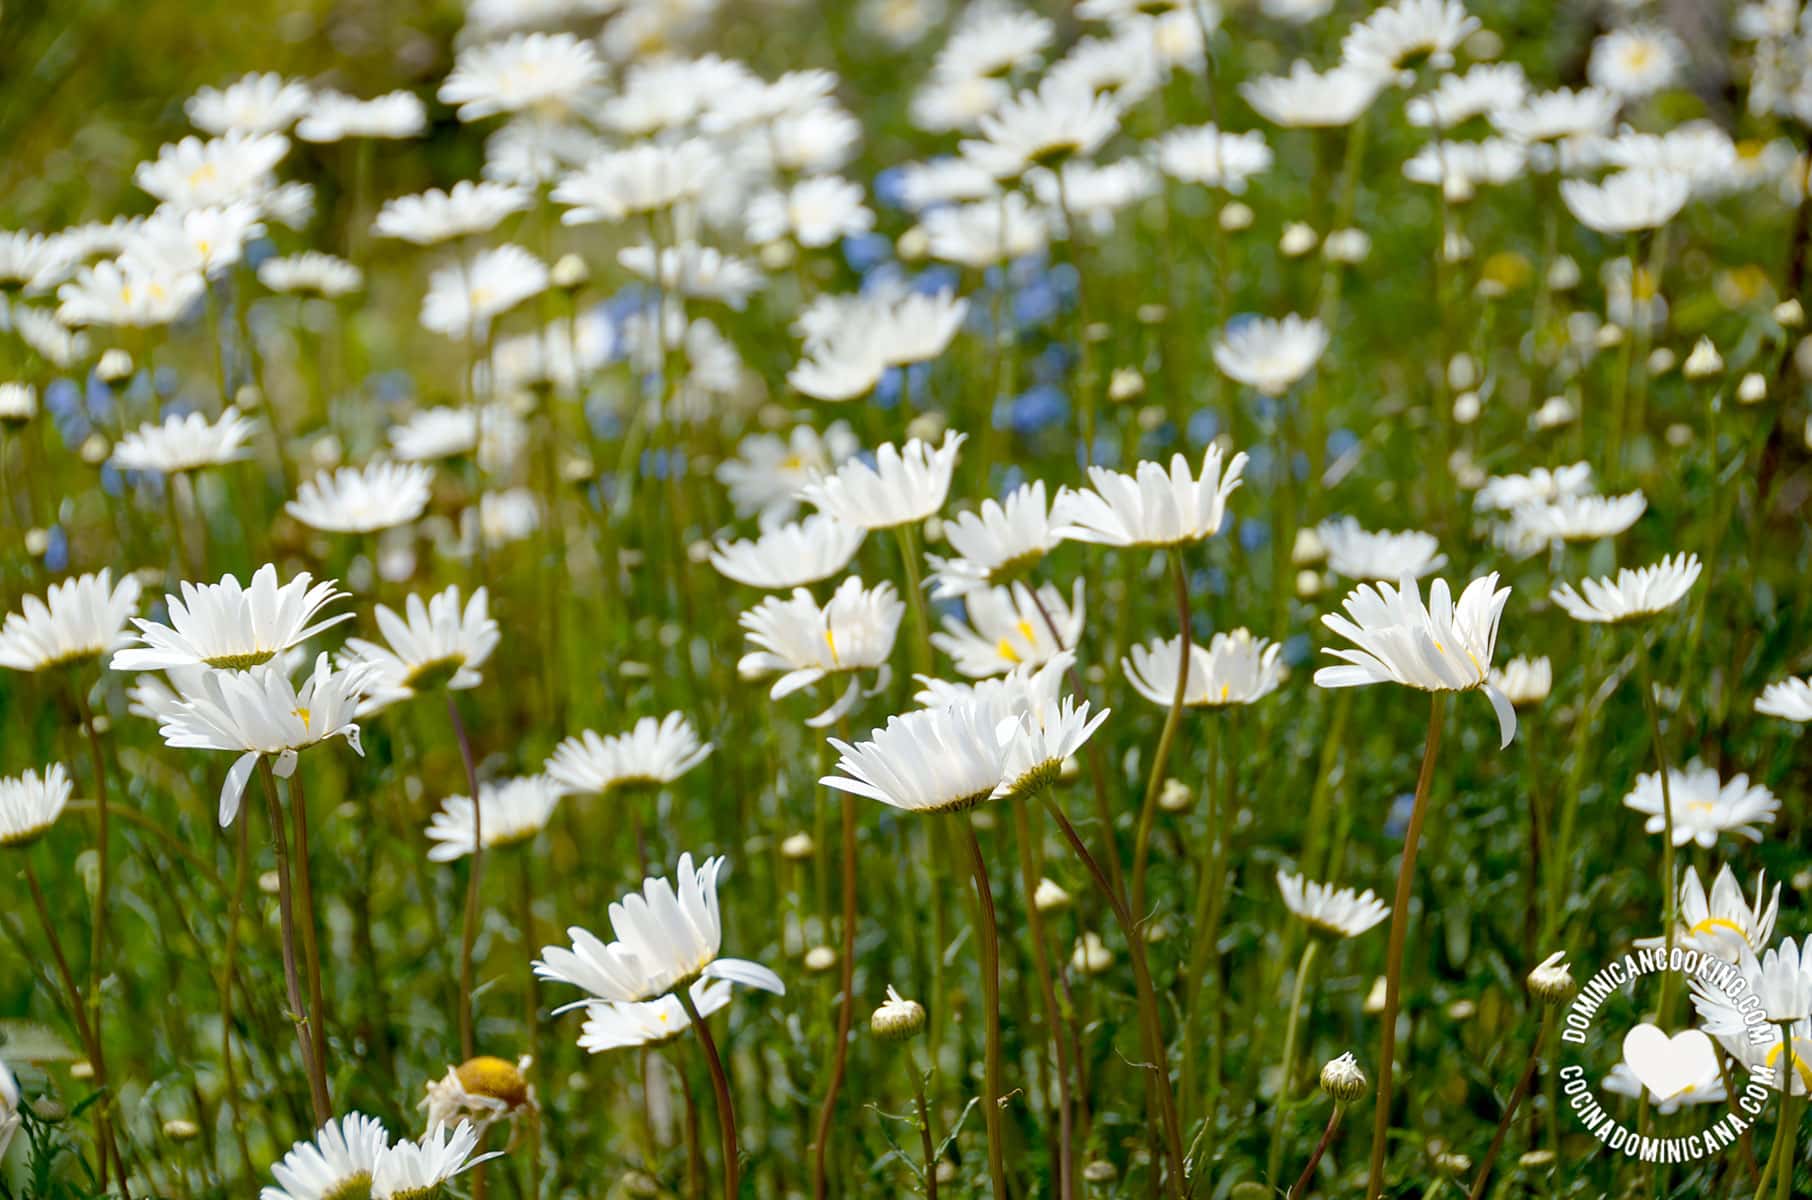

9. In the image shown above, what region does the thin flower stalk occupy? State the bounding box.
[1131,547,1193,918]
[1366,693,1447,1200]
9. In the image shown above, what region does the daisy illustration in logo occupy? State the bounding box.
[535,853,782,1200]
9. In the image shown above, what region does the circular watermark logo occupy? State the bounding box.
[1557,945,1776,1164]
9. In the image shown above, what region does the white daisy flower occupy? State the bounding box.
[710,516,864,591]
[109,406,256,475]
[747,176,875,248]
[1757,677,1812,722]
[112,565,349,673]
[1407,64,1529,127]
[1277,870,1391,938]
[1122,629,1284,708]
[1587,26,1685,100]
[960,78,1121,180]
[798,432,965,531]
[287,462,434,534]
[931,6,1054,81]
[545,713,714,797]
[922,191,1049,268]
[1240,61,1381,128]
[1602,1060,1725,1113]
[135,132,288,209]
[1340,0,1480,83]
[1549,553,1701,624]
[1508,491,1646,544]
[371,1120,497,1200]
[1153,125,1275,191]
[579,979,735,1054]
[534,852,786,1004]
[1473,462,1595,511]
[296,91,428,143]
[933,579,1084,678]
[1490,87,1619,145]
[0,570,142,672]
[0,384,36,425]
[1635,865,1779,963]
[427,776,562,861]
[0,764,72,848]
[1561,169,1690,234]
[1053,445,1247,548]
[738,577,903,727]
[1318,517,1446,581]
[260,1112,390,1200]
[616,243,763,310]
[386,404,523,468]
[1624,761,1778,848]
[258,252,363,297]
[372,181,532,245]
[717,423,860,528]
[0,1058,15,1161]
[56,258,206,329]
[926,481,1059,598]
[420,244,549,337]
[339,587,501,714]
[438,32,604,121]
[1314,573,1516,746]
[187,73,311,136]
[822,700,1013,813]
[1213,314,1328,395]
[159,653,373,825]
[552,140,715,225]
[1488,655,1551,706]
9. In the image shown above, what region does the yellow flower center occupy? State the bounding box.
[456,1055,529,1108]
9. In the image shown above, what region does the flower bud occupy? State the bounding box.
[97,348,134,382]
[1320,1051,1369,1101]
[163,1118,201,1141]
[1323,228,1370,263]
[804,945,838,973]
[1528,951,1576,1005]
[1682,337,1722,380]
[551,254,589,291]
[1033,877,1072,913]
[1737,372,1767,405]
[1219,202,1253,232]
[780,832,815,861]
[870,986,925,1041]
[1071,932,1113,975]
[1775,298,1804,328]
[1279,223,1317,257]
[1157,778,1192,812]
[1108,368,1145,403]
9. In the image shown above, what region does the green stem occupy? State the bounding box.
[1131,547,1193,918]
[956,813,1009,1200]
[1634,647,1679,1029]
[1268,939,1321,1186]
[1365,692,1448,1200]
[449,692,484,1061]
[895,523,934,676]
[678,977,740,1200]
[258,758,330,1124]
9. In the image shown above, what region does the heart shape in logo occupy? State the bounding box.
[1622,1024,1719,1101]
